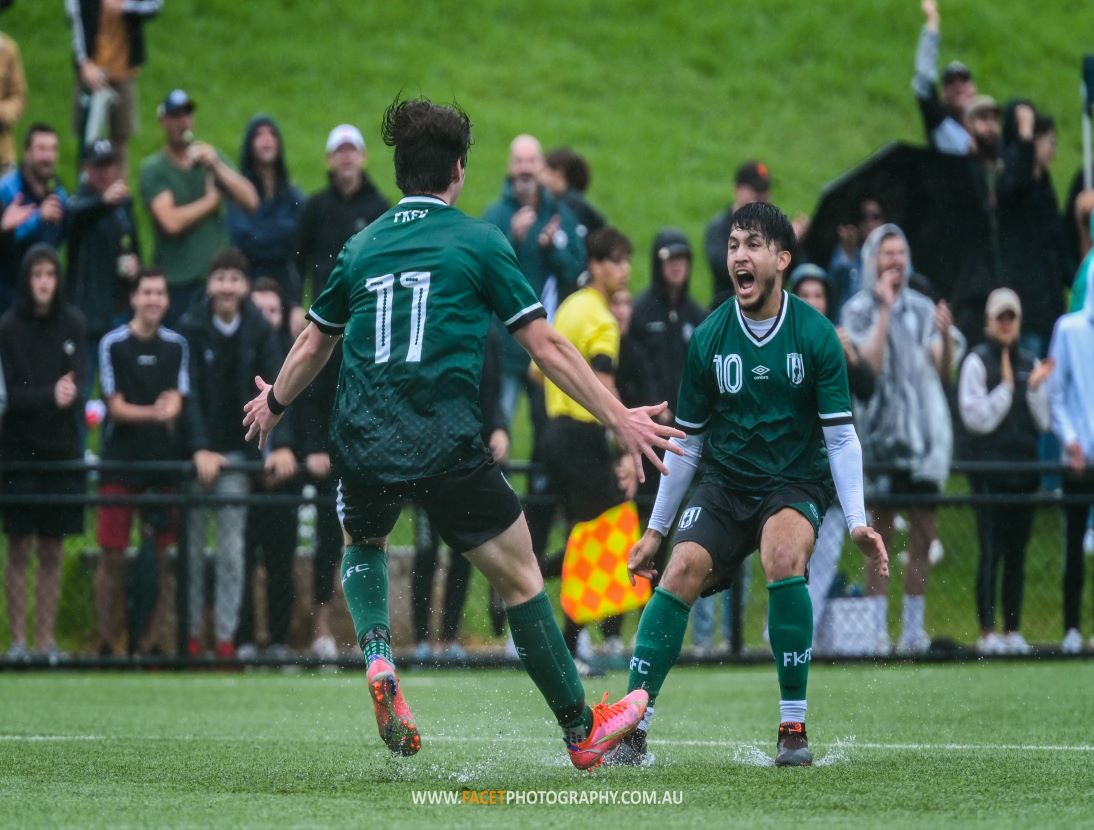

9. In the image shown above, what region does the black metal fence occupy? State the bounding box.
[1,459,1092,669]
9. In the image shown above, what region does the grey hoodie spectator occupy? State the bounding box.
[842,223,954,655]
[1048,271,1094,653]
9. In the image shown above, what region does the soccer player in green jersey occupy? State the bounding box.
[614,202,889,767]
[242,97,681,770]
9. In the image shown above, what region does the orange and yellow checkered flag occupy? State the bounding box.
[560,501,651,624]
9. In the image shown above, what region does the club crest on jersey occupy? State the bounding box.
[678,506,702,529]
[786,352,805,385]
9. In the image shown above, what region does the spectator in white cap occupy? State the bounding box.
[293,123,388,334]
[958,287,1052,655]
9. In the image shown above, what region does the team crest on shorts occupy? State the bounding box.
[786,352,805,385]
[679,506,702,530]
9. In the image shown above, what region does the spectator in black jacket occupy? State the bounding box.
[178,248,281,658]
[911,0,976,155]
[236,277,298,658]
[631,228,706,424]
[228,115,304,312]
[0,244,86,660]
[998,102,1068,358]
[293,124,388,335]
[65,139,140,390]
[958,289,1052,655]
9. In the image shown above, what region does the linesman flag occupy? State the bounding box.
[560,501,651,624]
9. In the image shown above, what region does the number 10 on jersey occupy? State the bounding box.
[365,271,431,364]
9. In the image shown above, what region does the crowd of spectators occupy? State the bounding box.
[0,1,1093,661]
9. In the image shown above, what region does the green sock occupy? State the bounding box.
[506,592,591,739]
[340,544,392,664]
[627,587,691,705]
[768,576,813,701]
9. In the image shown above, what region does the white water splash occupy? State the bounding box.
[814,735,856,766]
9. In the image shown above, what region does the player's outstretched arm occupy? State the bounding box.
[243,322,340,449]
[514,318,683,480]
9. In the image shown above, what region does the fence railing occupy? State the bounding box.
[0,459,1091,668]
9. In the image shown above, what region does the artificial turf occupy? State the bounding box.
[1,660,1091,828]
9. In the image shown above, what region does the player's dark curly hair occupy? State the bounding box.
[730,201,796,255]
[381,95,473,195]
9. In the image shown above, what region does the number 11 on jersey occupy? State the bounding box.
[365,271,431,364]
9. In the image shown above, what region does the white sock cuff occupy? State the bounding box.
[779,699,807,724]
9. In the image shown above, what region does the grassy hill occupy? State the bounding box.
[8,0,1091,305]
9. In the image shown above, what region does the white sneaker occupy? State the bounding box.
[504,630,519,660]
[691,643,712,658]
[1084,528,1094,557]
[575,628,597,663]
[976,632,1007,655]
[310,635,338,660]
[236,643,258,660]
[413,640,433,661]
[1062,628,1083,654]
[897,630,931,655]
[1002,632,1031,655]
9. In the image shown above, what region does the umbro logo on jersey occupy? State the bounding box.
[751,365,770,379]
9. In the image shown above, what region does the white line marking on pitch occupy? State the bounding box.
[3,734,1091,753]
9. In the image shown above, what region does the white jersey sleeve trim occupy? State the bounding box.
[307,308,347,329]
[648,433,705,536]
[822,422,869,532]
[503,302,545,327]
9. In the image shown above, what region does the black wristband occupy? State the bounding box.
[266,388,287,415]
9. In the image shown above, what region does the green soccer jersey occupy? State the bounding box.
[307,195,545,484]
[675,291,852,494]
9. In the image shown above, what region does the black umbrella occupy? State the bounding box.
[800,142,994,307]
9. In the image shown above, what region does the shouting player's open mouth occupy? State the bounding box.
[734,268,757,299]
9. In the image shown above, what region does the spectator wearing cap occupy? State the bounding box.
[541,147,606,240]
[294,124,389,335]
[997,101,1068,358]
[949,92,1004,346]
[913,0,976,155]
[139,90,259,327]
[0,22,26,174]
[958,288,1051,655]
[66,138,141,391]
[66,0,161,166]
[0,123,67,316]
[703,160,770,303]
[227,115,304,313]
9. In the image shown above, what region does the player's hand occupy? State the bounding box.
[102,179,130,206]
[875,273,899,308]
[627,529,663,585]
[305,452,331,480]
[193,449,227,487]
[242,376,283,450]
[79,59,108,91]
[615,401,684,482]
[851,525,889,578]
[264,447,298,487]
[922,0,939,29]
[537,214,561,248]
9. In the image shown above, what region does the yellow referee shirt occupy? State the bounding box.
[545,286,619,423]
